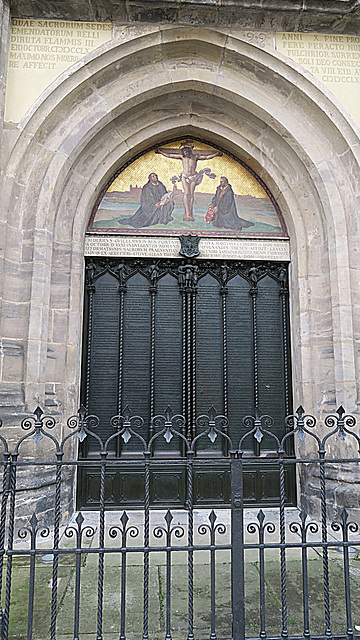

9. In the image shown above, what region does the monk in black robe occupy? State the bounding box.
[118,173,174,228]
[211,177,255,231]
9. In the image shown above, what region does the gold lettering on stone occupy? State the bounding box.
[84,235,290,261]
[276,32,360,127]
[5,19,112,122]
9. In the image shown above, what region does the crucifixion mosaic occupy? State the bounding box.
[87,139,287,238]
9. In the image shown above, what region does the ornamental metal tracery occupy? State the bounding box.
[0,404,358,640]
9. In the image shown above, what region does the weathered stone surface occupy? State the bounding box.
[0,381,24,408]
[0,0,10,150]
[0,12,359,521]
[7,1,360,35]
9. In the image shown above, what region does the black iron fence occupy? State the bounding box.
[0,405,359,640]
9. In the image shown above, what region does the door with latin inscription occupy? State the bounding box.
[78,256,295,508]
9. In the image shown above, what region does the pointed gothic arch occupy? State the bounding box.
[1,26,359,426]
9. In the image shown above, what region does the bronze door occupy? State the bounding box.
[78,256,295,509]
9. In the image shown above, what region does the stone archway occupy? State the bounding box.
[1,26,359,432]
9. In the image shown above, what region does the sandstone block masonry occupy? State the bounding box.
[0,1,359,518]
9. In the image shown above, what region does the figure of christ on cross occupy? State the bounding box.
[155,141,222,221]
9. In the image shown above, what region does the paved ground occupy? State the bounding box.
[6,508,360,639]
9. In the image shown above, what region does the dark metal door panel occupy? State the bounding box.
[80,257,294,508]
[77,463,296,509]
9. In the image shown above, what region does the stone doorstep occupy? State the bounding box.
[60,506,354,546]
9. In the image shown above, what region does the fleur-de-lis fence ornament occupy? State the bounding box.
[198,510,227,542]
[20,406,56,445]
[64,512,95,546]
[109,405,146,450]
[324,406,359,449]
[240,408,275,453]
[150,406,186,448]
[331,507,358,638]
[198,510,226,640]
[153,510,185,543]
[288,509,319,639]
[17,513,51,640]
[154,511,184,640]
[64,512,96,640]
[109,511,139,544]
[289,508,319,540]
[247,510,276,639]
[109,512,139,640]
[18,512,50,547]
[194,405,231,449]
[331,507,358,539]
[284,405,317,444]
[247,509,276,541]
[67,404,101,445]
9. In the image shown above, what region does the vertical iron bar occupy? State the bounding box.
[97,451,107,640]
[210,518,216,640]
[85,287,94,412]
[73,522,82,640]
[231,453,245,640]
[342,519,353,639]
[280,279,290,417]
[117,286,125,456]
[0,453,10,636]
[301,520,310,638]
[165,520,172,640]
[27,526,36,640]
[186,290,192,442]
[120,522,127,640]
[150,287,156,423]
[191,289,196,441]
[319,453,331,636]
[250,283,259,456]
[258,523,266,639]
[143,453,150,640]
[279,451,288,638]
[187,451,194,640]
[51,453,63,640]
[221,286,228,456]
[118,287,125,415]
[181,288,187,448]
[3,455,17,640]
[251,286,259,411]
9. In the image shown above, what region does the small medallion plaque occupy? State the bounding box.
[179,235,200,258]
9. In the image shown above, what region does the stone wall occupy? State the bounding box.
[0,1,360,517]
[8,1,360,35]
